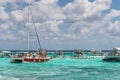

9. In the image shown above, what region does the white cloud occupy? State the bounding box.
[0,23,9,30]
[1,0,120,49]
[0,24,15,40]
[34,20,62,40]
[101,9,120,36]
[108,21,120,35]
[10,10,25,22]
[104,9,120,21]
[63,0,111,21]
[0,0,16,5]
[0,6,9,20]
[30,0,66,22]
[60,0,113,41]
[23,0,36,4]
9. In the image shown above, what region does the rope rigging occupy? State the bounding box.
[28,6,42,52]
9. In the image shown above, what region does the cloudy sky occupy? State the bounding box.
[0,0,120,50]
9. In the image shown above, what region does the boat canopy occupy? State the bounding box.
[112,48,120,53]
[1,51,11,53]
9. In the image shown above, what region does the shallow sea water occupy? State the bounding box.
[0,52,120,80]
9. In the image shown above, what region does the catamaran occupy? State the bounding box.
[10,6,51,63]
[11,49,50,63]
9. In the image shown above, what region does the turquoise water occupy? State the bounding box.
[0,52,120,80]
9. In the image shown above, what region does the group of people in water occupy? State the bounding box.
[9,49,104,61]
[11,49,48,59]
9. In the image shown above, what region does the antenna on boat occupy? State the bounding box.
[28,5,42,52]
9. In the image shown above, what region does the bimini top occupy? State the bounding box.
[112,48,120,51]
[0,50,11,53]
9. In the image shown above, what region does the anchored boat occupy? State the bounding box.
[10,6,51,63]
[102,48,120,62]
[11,50,51,63]
[0,51,12,58]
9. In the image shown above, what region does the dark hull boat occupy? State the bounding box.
[11,58,23,63]
[102,56,120,62]
[102,48,120,62]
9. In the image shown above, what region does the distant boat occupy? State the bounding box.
[53,50,66,58]
[74,49,84,55]
[1,51,11,53]
[55,50,63,55]
[71,49,84,58]
[90,50,103,56]
[0,50,12,58]
[10,6,51,63]
[102,48,120,62]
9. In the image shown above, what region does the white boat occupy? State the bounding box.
[90,50,103,56]
[0,50,12,58]
[102,48,120,62]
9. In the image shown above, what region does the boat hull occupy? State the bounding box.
[11,57,51,63]
[24,57,50,62]
[102,56,120,62]
[11,58,23,63]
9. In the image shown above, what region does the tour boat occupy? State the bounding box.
[102,48,120,62]
[11,55,51,63]
[74,49,84,55]
[11,50,51,63]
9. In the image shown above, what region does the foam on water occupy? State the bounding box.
[0,75,19,80]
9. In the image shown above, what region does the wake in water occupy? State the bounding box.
[0,75,19,80]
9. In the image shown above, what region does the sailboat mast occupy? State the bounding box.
[28,8,30,53]
[28,6,42,51]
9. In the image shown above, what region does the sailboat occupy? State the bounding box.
[11,6,51,63]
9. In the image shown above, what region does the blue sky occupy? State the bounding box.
[0,0,120,50]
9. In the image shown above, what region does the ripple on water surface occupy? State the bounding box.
[0,57,120,80]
